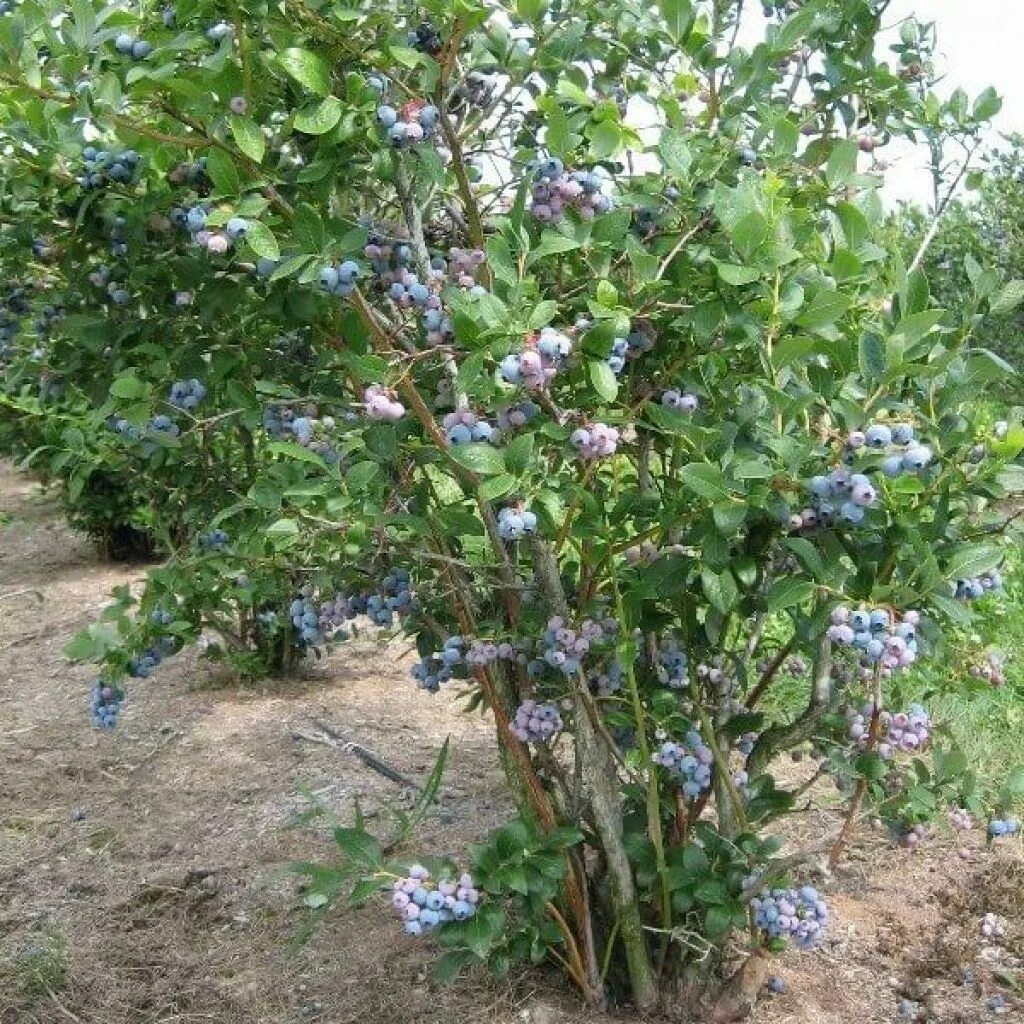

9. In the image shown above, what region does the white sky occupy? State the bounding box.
[881,1,1024,207]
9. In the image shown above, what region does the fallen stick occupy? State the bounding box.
[294,718,427,795]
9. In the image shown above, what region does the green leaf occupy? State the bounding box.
[433,949,477,985]
[944,544,1003,581]
[702,568,738,613]
[826,139,858,187]
[712,501,747,535]
[463,906,504,957]
[293,203,325,251]
[858,332,885,381]
[972,86,1002,122]
[528,231,581,264]
[679,463,735,503]
[244,221,281,261]
[695,878,729,904]
[526,301,559,330]
[765,577,814,611]
[448,443,506,476]
[266,518,300,539]
[989,279,1024,316]
[294,96,343,135]
[588,359,619,402]
[345,461,380,490]
[205,148,240,195]
[331,827,381,867]
[229,114,266,163]
[109,376,148,400]
[715,262,760,286]
[478,473,518,501]
[543,101,572,158]
[504,433,534,475]
[795,289,851,330]
[279,48,332,96]
[682,844,709,873]
[658,130,692,176]
[659,0,694,41]
[589,119,622,159]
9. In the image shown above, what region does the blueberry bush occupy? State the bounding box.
[1,0,1023,1017]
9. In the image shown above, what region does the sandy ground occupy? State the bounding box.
[1,458,1021,1024]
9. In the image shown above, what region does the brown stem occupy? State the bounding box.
[745,635,796,709]
[828,676,882,869]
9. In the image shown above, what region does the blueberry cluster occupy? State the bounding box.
[588,658,624,697]
[436,246,488,290]
[288,588,352,646]
[852,423,934,477]
[652,731,715,798]
[847,703,930,757]
[827,606,920,676]
[411,638,461,692]
[655,636,689,688]
[496,401,540,432]
[169,205,250,256]
[87,265,129,304]
[696,655,738,696]
[317,260,360,298]
[988,817,1021,838]
[661,389,699,413]
[455,69,498,108]
[535,615,617,678]
[167,158,211,190]
[947,807,973,831]
[954,568,1002,600]
[497,505,538,540]
[569,422,620,460]
[109,216,128,257]
[350,569,415,627]
[896,821,928,849]
[509,700,564,743]
[113,31,153,59]
[528,159,611,223]
[128,639,173,678]
[89,680,124,729]
[363,229,414,280]
[391,866,479,938]
[800,468,878,529]
[263,405,340,464]
[442,408,495,445]
[408,20,442,54]
[363,384,405,421]
[500,328,573,390]
[465,639,517,667]
[149,412,180,435]
[77,147,141,189]
[376,99,440,148]
[107,416,143,441]
[200,528,230,551]
[750,886,829,949]
[623,539,662,566]
[168,378,206,412]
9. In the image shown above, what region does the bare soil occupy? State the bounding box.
[1,458,1021,1024]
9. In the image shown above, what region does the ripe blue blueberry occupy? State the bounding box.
[226,217,249,240]
[865,424,891,448]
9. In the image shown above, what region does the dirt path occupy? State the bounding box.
[1,459,1020,1024]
